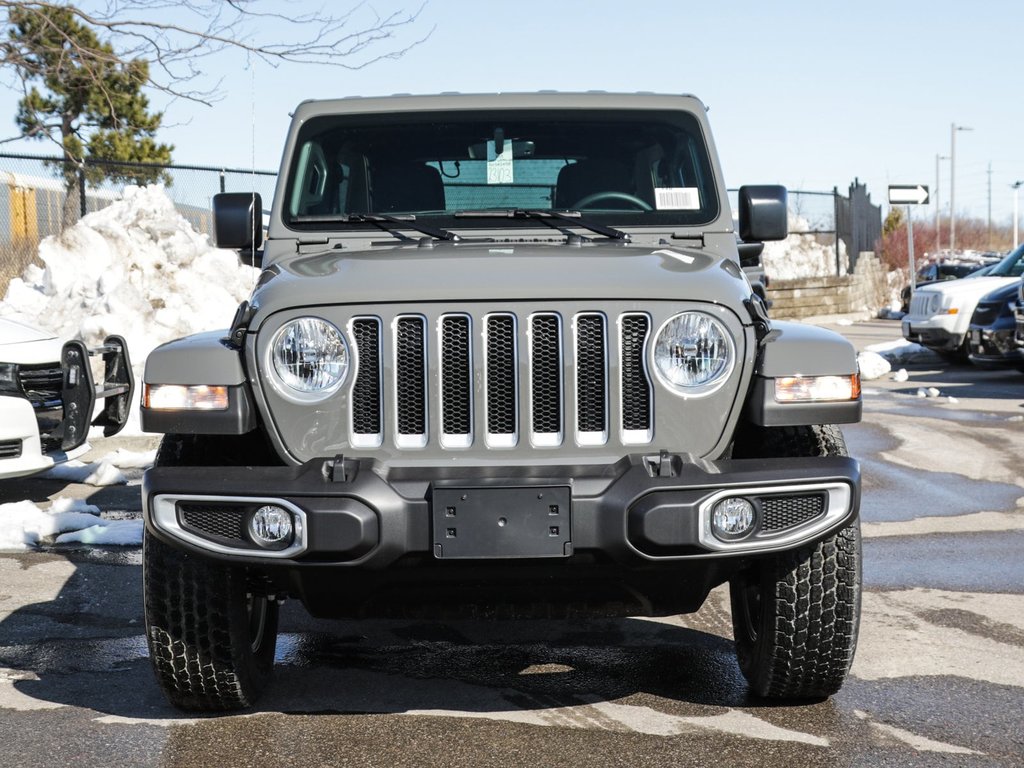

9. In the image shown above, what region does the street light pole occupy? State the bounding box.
[950,123,972,253]
[1013,181,1023,250]
[935,153,948,254]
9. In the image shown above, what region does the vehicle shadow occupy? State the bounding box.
[0,549,797,723]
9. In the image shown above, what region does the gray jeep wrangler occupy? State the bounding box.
[140,93,863,712]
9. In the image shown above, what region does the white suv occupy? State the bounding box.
[903,245,1024,360]
[0,317,133,480]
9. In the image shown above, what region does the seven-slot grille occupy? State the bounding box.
[347,310,654,450]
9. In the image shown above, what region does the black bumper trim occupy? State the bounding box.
[143,453,860,568]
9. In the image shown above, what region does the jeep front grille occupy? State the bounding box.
[348,309,655,450]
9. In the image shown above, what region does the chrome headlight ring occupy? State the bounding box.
[268,317,350,402]
[652,311,735,397]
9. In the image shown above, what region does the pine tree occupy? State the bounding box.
[7,5,173,226]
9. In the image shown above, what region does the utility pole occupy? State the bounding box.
[1013,181,1023,250]
[987,162,992,250]
[935,154,948,254]
[950,123,972,253]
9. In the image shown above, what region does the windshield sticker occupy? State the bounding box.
[486,139,514,185]
[655,187,700,210]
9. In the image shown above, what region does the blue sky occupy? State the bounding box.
[1,1,1020,225]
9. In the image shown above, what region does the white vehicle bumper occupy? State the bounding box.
[901,313,965,351]
[0,395,88,480]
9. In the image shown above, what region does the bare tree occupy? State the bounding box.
[0,1,430,107]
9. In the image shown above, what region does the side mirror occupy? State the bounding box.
[213,192,263,266]
[738,185,787,242]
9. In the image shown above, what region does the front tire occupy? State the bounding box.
[143,434,280,711]
[728,424,862,700]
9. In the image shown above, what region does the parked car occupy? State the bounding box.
[966,280,1024,371]
[0,316,133,480]
[899,259,998,313]
[902,245,1024,361]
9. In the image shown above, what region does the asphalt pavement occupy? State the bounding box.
[1,317,1022,767]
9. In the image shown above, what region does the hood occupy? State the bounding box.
[0,316,62,365]
[974,280,1022,304]
[0,316,57,346]
[916,275,1020,301]
[249,241,751,323]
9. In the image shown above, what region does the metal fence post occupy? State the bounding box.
[79,163,87,218]
[833,186,841,276]
[220,169,226,194]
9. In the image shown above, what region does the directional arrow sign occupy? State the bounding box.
[888,184,930,205]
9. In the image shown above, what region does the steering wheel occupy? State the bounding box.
[571,191,653,211]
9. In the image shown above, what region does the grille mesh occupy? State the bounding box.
[352,319,382,435]
[179,503,247,543]
[486,315,517,435]
[531,315,562,435]
[620,315,652,431]
[761,494,826,532]
[0,439,22,459]
[441,316,472,435]
[395,317,427,435]
[576,315,607,433]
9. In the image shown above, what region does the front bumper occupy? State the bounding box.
[902,317,963,350]
[968,326,1024,368]
[143,453,860,568]
[0,395,90,480]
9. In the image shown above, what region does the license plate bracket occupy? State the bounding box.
[432,485,572,559]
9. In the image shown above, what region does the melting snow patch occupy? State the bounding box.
[865,339,936,365]
[0,498,102,550]
[55,520,142,546]
[891,368,909,382]
[39,460,126,486]
[100,448,157,469]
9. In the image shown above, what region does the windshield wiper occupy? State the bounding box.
[292,212,461,242]
[455,209,631,242]
[349,213,461,242]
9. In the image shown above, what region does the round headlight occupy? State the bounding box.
[271,317,349,398]
[653,312,733,393]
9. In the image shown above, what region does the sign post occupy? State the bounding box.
[888,185,930,297]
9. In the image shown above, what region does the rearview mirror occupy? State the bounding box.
[213,193,264,266]
[738,185,787,242]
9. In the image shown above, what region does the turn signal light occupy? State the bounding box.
[774,374,860,403]
[143,384,229,410]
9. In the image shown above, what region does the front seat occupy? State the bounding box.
[554,159,633,209]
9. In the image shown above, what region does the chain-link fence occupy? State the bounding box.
[0,152,276,293]
[728,182,882,276]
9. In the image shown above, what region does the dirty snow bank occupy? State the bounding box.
[762,215,848,280]
[0,185,258,433]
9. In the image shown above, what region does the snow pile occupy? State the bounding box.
[858,351,891,381]
[98,448,157,469]
[0,185,258,433]
[0,497,141,550]
[762,214,848,280]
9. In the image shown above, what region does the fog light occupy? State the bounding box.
[711,497,755,540]
[249,505,294,548]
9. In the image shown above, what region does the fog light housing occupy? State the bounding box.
[248,505,294,548]
[711,497,755,540]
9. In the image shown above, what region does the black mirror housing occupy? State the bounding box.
[213,193,264,259]
[738,185,787,242]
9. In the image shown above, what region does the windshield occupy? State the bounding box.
[989,244,1024,277]
[283,108,720,231]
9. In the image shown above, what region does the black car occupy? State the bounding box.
[967,278,1024,371]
